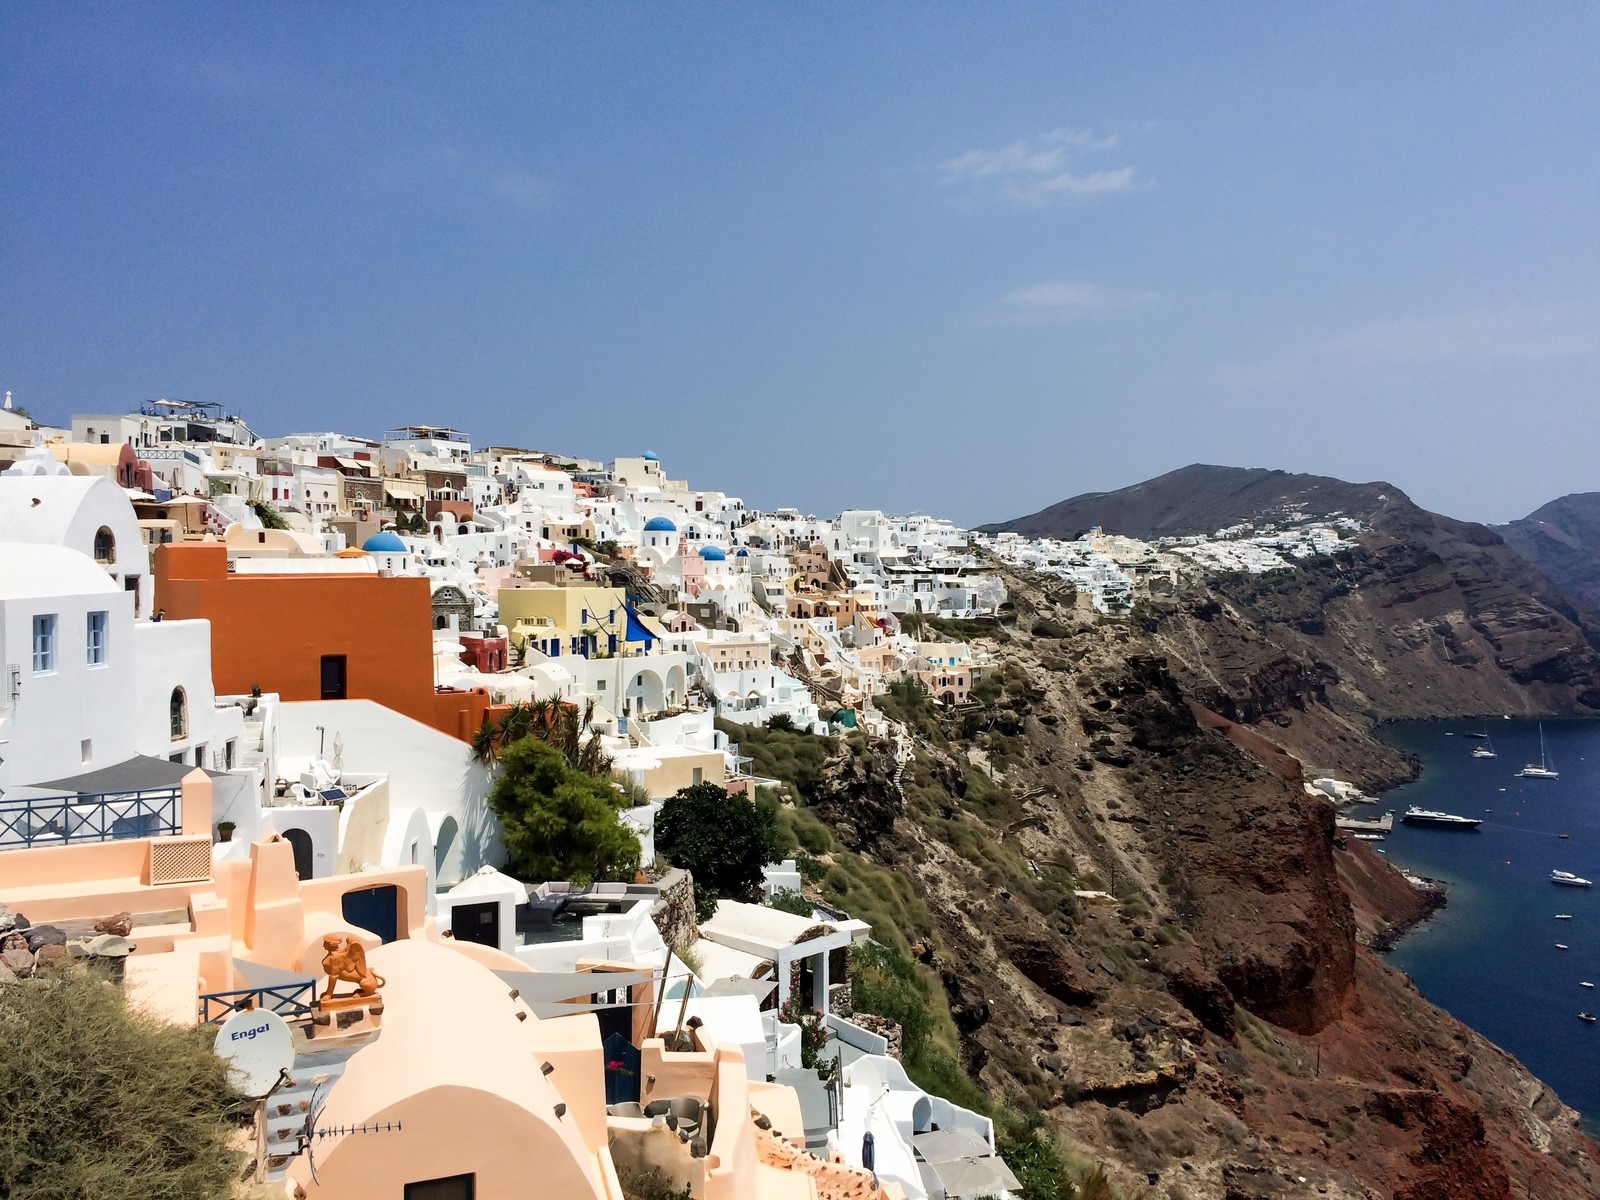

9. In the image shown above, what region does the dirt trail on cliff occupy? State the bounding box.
[818,567,1600,1200]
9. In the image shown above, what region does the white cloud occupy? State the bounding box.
[939,128,1138,205]
[1212,303,1599,390]
[1315,304,1598,366]
[990,280,1160,323]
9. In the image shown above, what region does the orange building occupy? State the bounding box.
[154,543,489,740]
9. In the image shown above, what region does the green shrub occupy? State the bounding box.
[767,889,814,917]
[716,719,835,802]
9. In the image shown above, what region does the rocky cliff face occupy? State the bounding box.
[1499,492,1600,612]
[797,560,1600,1199]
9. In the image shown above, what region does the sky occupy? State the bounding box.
[3,4,1597,526]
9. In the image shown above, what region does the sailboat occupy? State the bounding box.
[1516,724,1559,780]
[1470,731,1497,760]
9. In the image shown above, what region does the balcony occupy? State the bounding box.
[0,786,180,849]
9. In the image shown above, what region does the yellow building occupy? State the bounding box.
[500,584,664,660]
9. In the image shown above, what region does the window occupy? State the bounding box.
[320,655,347,700]
[93,527,116,564]
[32,614,56,673]
[170,686,187,740]
[81,739,92,763]
[125,575,141,617]
[87,611,108,666]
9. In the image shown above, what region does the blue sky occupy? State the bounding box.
[3,4,1597,525]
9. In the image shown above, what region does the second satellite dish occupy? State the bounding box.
[214,1008,295,1097]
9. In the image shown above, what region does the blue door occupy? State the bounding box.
[341,884,399,943]
[602,1031,641,1105]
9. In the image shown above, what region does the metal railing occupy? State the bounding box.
[198,980,317,1025]
[0,787,181,848]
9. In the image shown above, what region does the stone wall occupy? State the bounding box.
[844,1013,902,1059]
[651,867,698,952]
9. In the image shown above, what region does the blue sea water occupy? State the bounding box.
[1353,719,1600,1133]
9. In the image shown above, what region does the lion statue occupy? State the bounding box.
[319,934,386,1002]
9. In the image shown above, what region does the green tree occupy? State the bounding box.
[0,968,242,1198]
[488,739,640,884]
[656,783,785,919]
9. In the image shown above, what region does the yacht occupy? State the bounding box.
[1401,806,1482,829]
[1579,1012,1596,1023]
[1555,914,1573,920]
[1516,724,1559,779]
[1471,740,1497,759]
[1556,943,1570,950]
[1581,982,1595,989]
[1551,870,1594,887]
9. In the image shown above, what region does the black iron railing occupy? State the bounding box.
[198,980,317,1025]
[0,787,181,848]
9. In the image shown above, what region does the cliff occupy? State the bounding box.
[780,546,1600,1197]
[1499,492,1600,612]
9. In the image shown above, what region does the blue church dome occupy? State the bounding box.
[643,516,677,532]
[698,545,726,561]
[735,548,749,557]
[362,531,407,553]
[642,451,659,461]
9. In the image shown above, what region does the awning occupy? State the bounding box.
[383,478,425,498]
[700,978,778,1001]
[491,968,656,1019]
[910,1128,991,1161]
[232,958,319,992]
[622,604,657,644]
[32,754,227,794]
[331,457,369,474]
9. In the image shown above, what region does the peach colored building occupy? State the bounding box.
[0,770,897,1200]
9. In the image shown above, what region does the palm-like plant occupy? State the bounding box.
[471,695,614,777]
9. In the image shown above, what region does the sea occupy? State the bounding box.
[1347,718,1600,1134]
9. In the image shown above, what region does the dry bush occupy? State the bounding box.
[0,968,243,1199]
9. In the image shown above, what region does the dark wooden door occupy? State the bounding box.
[283,827,314,879]
[451,900,499,948]
[602,1031,641,1105]
[341,884,398,943]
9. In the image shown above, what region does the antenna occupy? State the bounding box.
[296,1079,400,1185]
[213,1009,295,1098]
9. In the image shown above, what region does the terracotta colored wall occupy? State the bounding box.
[155,543,438,729]
[433,687,492,741]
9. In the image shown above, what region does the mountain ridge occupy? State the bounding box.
[1499,492,1600,612]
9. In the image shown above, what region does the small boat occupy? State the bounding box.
[1471,743,1497,759]
[1555,914,1573,920]
[1556,943,1570,950]
[1352,833,1386,842]
[1464,729,1489,740]
[1401,806,1482,829]
[1336,811,1394,832]
[1580,1012,1597,1023]
[1517,724,1559,779]
[1582,981,1595,989]
[1551,870,1594,887]
[1559,833,1570,839]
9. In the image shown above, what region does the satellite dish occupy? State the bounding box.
[214,1009,295,1097]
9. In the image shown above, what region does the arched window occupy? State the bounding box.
[93,527,116,565]
[170,687,187,740]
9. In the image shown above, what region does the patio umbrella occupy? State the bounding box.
[928,1155,1022,1197]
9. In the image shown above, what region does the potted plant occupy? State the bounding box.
[216,821,236,844]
